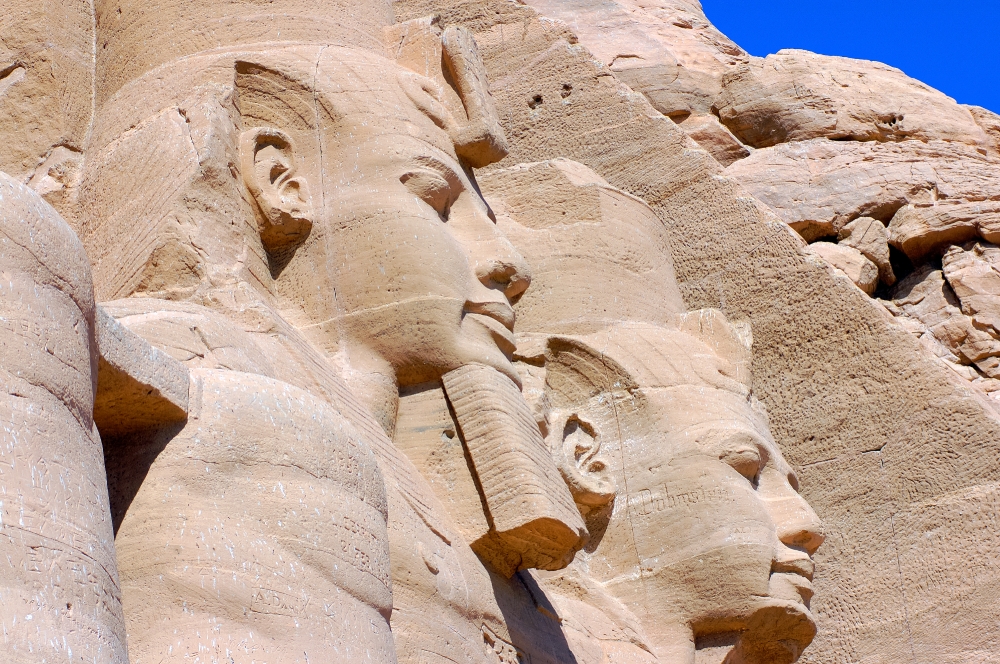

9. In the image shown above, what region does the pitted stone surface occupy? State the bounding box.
[4,1,1000,663]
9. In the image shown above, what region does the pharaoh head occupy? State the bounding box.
[80,23,530,432]
[525,321,824,664]
[239,44,531,418]
[483,160,824,663]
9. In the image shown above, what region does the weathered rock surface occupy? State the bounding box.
[891,266,1000,366]
[675,112,751,166]
[112,369,396,663]
[809,241,879,295]
[413,3,1000,661]
[5,0,1000,663]
[0,173,128,664]
[967,105,1000,157]
[0,1,93,184]
[726,137,1000,241]
[485,158,823,662]
[481,157,686,332]
[942,241,1000,345]
[93,306,190,436]
[838,216,895,286]
[716,50,990,149]
[890,199,1000,263]
[519,0,748,119]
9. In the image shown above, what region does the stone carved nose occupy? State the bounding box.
[775,495,826,556]
[474,232,532,303]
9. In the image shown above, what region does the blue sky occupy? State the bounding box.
[701,0,1000,113]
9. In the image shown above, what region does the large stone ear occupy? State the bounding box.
[234,60,318,254]
[239,127,313,252]
[386,17,509,167]
[538,336,633,513]
[548,409,616,513]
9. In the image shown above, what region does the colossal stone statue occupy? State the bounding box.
[79,27,536,664]
[0,174,128,664]
[480,159,825,664]
[3,3,825,664]
[523,325,824,664]
[74,2,585,660]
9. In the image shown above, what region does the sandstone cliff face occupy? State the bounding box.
[519,0,747,118]
[391,1,1000,661]
[3,1,1000,664]
[0,0,93,219]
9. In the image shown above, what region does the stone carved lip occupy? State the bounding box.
[772,555,815,581]
[771,554,816,605]
[464,300,516,354]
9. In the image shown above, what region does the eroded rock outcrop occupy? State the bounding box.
[5,1,1000,664]
[716,50,989,149]
[887,254,1000,396]
[838,216,895,286]
[520,0,748,119]
[809,241,879,295]
[725,137,1000,242]
[967,105,1000,157]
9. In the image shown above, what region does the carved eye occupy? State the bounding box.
[719,445,762,486]
[401,168,454,220]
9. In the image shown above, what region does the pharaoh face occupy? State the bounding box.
[236,47,529,392]
[310,50,530,388]
[321,133,529,386]
[624,379,823,653]
[538,322,824,662]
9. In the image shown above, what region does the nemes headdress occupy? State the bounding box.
[94,0,392,104]
[93,2,507,168]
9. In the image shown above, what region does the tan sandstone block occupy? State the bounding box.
[518,0,748,118]
[838,216,895,286]
[809,242,879,295]
[480,158,686,334]
[93,0,392,105]
[0,1,92,182]
[941,241,1000,338]
[890,201,1000,263]
[966,105,1000,157]
[93,306,189,437]
[893,266,1000,365]
[676,113,752,167]
[726,137,1000,241]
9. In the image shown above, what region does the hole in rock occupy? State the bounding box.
[668,110,692,124]
[887,245,916,293]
